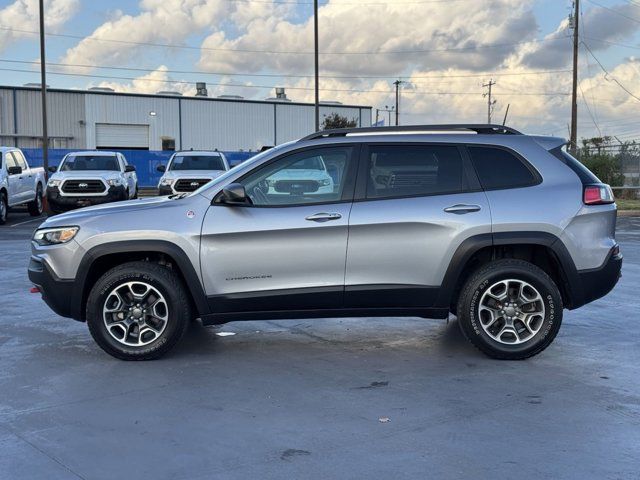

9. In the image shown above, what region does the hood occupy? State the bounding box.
[42,196,178,227]
[52,170,122,180]
[162,170,226,180]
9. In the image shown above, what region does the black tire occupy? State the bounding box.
[133,187,139,199]
[86,261,192,360]
[0,191,7,225]
[27,184,44,216]
[456,259,563,360]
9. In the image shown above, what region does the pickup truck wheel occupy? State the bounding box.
[456,259,563,360]
[0,191,7,225]
[27,184,43,216]
[86,261,191,360]
[133,187,139,199]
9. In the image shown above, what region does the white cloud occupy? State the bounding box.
[61,0,231,68]
[0,0,79,52]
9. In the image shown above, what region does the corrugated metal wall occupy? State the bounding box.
[0,87,371,151]
[85,94,180,150]
[181,99,275,151]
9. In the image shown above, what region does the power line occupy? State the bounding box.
[223,0,472,4]
[0,58,572,81]
[0,25,568,55]
[584,0,640,24]
[0,66,572,96]
[581,41,640,102]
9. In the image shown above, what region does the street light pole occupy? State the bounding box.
[570,0,580,155]
[39,0,49,176]
[313,0,320,131]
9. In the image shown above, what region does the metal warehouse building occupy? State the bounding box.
[0,85,372,152]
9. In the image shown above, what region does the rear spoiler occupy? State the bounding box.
[530,135,567,151]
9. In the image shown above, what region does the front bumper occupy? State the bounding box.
[47,185,127,212]
[575,246,622,307]
[28,256,78,320]
[158,185,173,196]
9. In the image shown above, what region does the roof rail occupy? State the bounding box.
[300,124,522,141]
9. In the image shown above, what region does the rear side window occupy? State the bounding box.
[366,145,465,199]
[468,146,538,190]
[549,147,600,184]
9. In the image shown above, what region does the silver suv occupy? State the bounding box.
[28,125,622,361]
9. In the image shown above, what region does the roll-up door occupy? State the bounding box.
[96,123,149,149]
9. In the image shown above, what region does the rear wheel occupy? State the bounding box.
[456,259,563,360]
[0,191,7,224]
[133,186,139,199]
[27,184,43,216]
[86,261,192,360]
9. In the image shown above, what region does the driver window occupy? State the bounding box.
[241,147,354,206]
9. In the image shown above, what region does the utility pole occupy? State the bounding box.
[375,109,380,125]
[313,0,320,131]
[482,79,496,123]
[570,0,580,155]
[39,0,49,177]
[393,80,403,126]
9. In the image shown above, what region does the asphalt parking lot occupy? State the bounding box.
[1,211,639,480]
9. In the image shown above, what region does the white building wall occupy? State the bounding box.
[181,99,275,151]
[85,94,180,150]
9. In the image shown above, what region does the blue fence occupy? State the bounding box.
[21,149,257,188]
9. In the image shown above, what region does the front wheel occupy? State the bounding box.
[0,191,7,224]
[28,184,44,216]
[86,261,192,360]
[456,259,563,360]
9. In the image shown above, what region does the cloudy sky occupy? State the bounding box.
[1,0,639,141]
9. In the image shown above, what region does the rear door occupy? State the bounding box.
[345,142,492,308]
[200,145,359,314]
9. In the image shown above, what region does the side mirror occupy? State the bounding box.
[217,183,250,205]
[156,165,166,173]
[125,165,136,172]
[48,165,58,173]
[7,166,22,175]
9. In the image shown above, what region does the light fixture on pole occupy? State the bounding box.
[39,0,49,178]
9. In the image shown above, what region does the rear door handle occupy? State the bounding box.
[444,204,481,214]
[305,212,342,222]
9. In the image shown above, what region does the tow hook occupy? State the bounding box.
[30,286,41,293]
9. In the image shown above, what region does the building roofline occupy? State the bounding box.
[0,84,372,110]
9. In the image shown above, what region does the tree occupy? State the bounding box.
[578,137,626,186]
[322,113,358,130]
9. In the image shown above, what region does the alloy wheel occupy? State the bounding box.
[478,279,545,345]
[102,281,169,347]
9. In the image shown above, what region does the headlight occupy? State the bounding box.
[48,179,61,188]
[107,178,123,186]
[160,178,175,186]
[33,226,79,246]
[319,179,331,186]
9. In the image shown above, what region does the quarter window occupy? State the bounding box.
[365,145,465,199]
[241,147,354,206]
[468,146,538,190]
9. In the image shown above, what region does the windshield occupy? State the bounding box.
[169,155,226,171]
[61,155,119,171]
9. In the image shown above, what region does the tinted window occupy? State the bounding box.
[241,147,353,206]
[13,151,28,169]
[366,145,464,199]
[550,147,600,184]
[61,155,119,171]
[170,155,226,171]
[469,146,538,190]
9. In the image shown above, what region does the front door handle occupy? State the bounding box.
[443,204,481,214]
[305,212,342,222]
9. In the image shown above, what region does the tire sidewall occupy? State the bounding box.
[464,264,562,356]
[0,192,7,224]
[87,267,186,359]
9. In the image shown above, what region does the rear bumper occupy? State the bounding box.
[28,256,79,320]
[46,186,127,211]
[575,247,622,307]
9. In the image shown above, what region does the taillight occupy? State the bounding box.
[583,184,615,205]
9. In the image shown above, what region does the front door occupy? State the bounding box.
[345,143,492,308]
[200,145,359,314]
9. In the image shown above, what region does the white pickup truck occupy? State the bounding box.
[0,147,46,224]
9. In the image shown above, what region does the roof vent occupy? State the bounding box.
[196,82,208,97]
[23,82,49,88]
[320,100,343,105]
[157,90,183,96]
[266,87,291,102]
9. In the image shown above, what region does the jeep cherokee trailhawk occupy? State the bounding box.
[28,125,622,360]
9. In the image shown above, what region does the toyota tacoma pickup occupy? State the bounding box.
[46,151,138,213]
[157,151,229,195]
[0,146,45,224]
[28,125,622,361]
